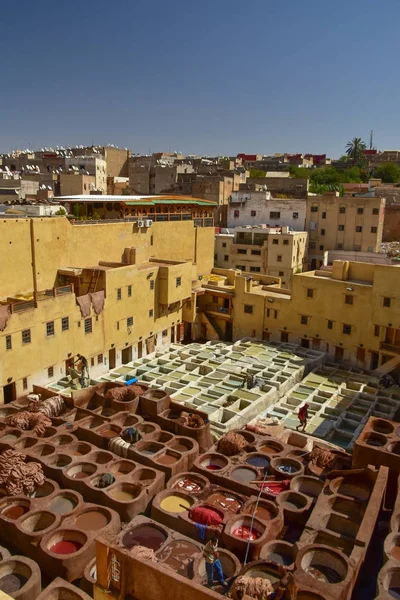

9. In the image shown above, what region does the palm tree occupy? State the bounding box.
[345,137,367,165]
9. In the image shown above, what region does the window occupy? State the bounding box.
[224,255,229,261]
[117,288,121,300]
[345,295,354,305]
[277,255,282,262]
[97,354,103,364]
[22,329,31,344]
[22,378,28,390]
[272,239,279,245]
[251,210,256,217]
[270,211,280,219]
[237,249,247,254]
[91,357,95,367]
[319,245,324,251]
[339,206,346,214]
[222,243,226,248]
[309,242,316,249]
[320,229,325,236]
[267,309,277,319]
[383,297,391,308]
[279,271,284,276]
[311,206,318,213]
[234,210,240,218]
[236,265,245,271]
[357,207,364,214]
[322,212,327,219]
[127,316,133,327]
[338,225,345,231]
[374,325,380,337]
[46,321,54,337]
[250,266,261,273]
[372,208,379,215]
[149,309,154,317]
[176,277,181,287]
[307,289,314,298]
[128,285,132,297]
[300,315,308,325]
[244,305,253,314]
[61,317,69,331]
[337,244,343,250]
[251,250,261,256]
[293,212,299,219]
[327,320,333,330]
[150,280,155,290]
[343,324,352,335]
[5,335,11,350]
[371,226,377,233]
[84,318,92,334]
[356,226,362,233]
[162,330,168,337]
[283,240,289,245]
[48,366,54,378]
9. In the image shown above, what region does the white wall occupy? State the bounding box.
[227,192,307,230]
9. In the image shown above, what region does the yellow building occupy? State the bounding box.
[306,193,385,269]
[187,262,400,372]
[214,226,307,288]
[0,214,214,404]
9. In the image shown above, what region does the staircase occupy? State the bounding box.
[372,354,400,376]
[204,312,226,341]
[87,269,100,294]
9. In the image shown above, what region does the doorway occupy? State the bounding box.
[225,321,233,342]
[121,346,132,364]
[171,327,175,343]
[301,338,310,349]
[334,346,344,362]
[310,259,317,270]
[109,348,116,369]
[138,341,143,359]
[65,357,74,375]
[281,332,289,343]
[370,351,379,370]
[3,382,16,404]
[312,338,321,350]
[262,331,271,342]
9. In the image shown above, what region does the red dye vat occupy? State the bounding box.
[232,526,261,541]
[258,480,290,496]
[190,506,223,527]
[205,465,220,471]
[50,541,82,554]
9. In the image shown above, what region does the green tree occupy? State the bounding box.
[310,167,340,186]
[249,169,267,178]
[345,137,367,165]
[373,162,400,183]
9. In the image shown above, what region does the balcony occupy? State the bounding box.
[5,285,73,314]
[197,304,232,318]
[380,342,400,355]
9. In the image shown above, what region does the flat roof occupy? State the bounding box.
[55,194,217,206]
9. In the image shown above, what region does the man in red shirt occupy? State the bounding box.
[296,403,309,432]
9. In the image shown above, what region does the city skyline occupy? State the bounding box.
[0,0,399,156]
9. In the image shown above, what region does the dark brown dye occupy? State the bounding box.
[2,505,27,519]
[157,454,178,465]
[122,525,167,551]
[76,511,109,530]
[207,492,242,513]
[100,429,119,439]
[173,478,202,494]
[157,540,200,576]
[171,443,189,452]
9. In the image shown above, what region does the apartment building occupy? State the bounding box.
[227,189,307,230]
[188,262,400,372]
[246,177,309,199]
[0,216,214,404]
[214,226,307,288]
[59,173,97,196]
[306,193,386,269]
[65,156,107,192]
[129,157,194,194]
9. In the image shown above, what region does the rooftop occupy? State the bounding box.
[55,194,218,206]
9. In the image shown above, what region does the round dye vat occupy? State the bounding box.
[173,478,202,494]
[122,525,167,551]
[157,454,178,466]
[160,495,192,513]
[231,467,257,484]
[305,565,342,584]
[1,434,18,444]
[232,526,261,541]
[276,464,298,474]
[248,504,273,522]
[99,429,119,439]
[50,540,82,554]
[205,465,220,471]
[171,443,189,453]
[246,456,270,469]
[259,442,283,456]
[2,505,28,520]
[206,492,242,513]
[76,511,109,531]
[0,574,27,594]
[110,490,136,501]
[49,496,76,515]
[158,540,200,574]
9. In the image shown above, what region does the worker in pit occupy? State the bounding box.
[296,403,309,432]
[203,536,228,589]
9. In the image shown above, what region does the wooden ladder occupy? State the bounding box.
[87,269,100,294]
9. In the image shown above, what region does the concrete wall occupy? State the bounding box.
[383,204,400,242]
[227,193,307,230]
[59,174,96,196]
[104,147,129,177]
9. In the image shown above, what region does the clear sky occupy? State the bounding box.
[0,0,399,157]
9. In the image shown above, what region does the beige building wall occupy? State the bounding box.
[306,193,386,269]
[59,174,96,196]
[0,218,214,403]
[104,147,130,177]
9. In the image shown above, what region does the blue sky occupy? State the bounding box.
[0,0,399,157]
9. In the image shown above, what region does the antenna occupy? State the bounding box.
[370,129,374,150]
